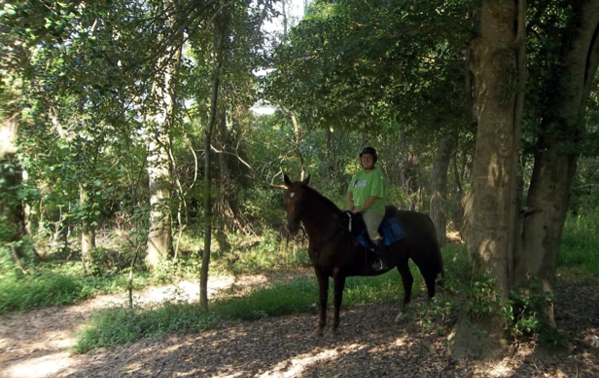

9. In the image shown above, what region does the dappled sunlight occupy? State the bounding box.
[481,360,517,377]
[392,336,408,348]
[257,347,345,377]
[3,352,78,378]
[0,309,80,378]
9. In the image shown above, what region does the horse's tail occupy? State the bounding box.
[424,213,445,284]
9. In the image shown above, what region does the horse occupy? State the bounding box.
[283,173,444,336]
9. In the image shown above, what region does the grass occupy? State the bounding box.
[0,261,149,314]
[0,270,88,313]
[558,214,599,277]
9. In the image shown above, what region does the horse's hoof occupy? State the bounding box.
[311,328,324,338]
[395,312,406,323]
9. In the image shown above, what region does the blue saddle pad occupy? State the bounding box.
[356,216,405,248]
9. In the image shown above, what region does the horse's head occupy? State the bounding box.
[283,173,310,236]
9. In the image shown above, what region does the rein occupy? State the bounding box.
[345,211,355,233]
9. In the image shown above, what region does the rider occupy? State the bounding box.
[347,146,388,271]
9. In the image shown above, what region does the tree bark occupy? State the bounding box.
[145,6,181,269]
[456,0,525,360]
[146,121,174,269]
[519,0,599,326]
[280,103,306,180]
[430,130,458,246]
[200,62,221,308]
[325,127,341,192]
[215,109,233,250]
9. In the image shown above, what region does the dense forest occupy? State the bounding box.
[2,0,599,362]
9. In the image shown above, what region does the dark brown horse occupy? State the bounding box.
[283,173,444,336]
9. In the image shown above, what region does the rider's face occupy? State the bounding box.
[361,153,374,170]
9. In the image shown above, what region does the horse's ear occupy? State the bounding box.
[302,174,310,186]
[284,173,292,187]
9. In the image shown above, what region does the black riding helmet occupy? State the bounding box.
[359,146,378,164]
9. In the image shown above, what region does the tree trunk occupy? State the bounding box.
[145,7,181,269]
[79,183,95,271]
[200,60,222,308]
[146,124,174,268]
[430,130,458,246]
[456,0,525,360]
[452,149,467,233]
[325,127,340,192]
[280,103,306,180]
[400,144,421,211]
[215,109,233,250]
[0,109,26,255]
[519,1,599,327]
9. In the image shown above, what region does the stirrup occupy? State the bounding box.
[372,258,388,271]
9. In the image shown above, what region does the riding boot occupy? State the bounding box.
[372,239,389,271]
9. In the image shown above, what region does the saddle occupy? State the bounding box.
[346,207,405,248]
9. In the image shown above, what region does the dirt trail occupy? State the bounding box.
[0,273,275,378]
[1,274,598,378]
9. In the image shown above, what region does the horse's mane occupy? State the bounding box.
[304,185,344,215]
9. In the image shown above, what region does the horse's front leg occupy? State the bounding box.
[313,267,328,336]
[332,270,346,335]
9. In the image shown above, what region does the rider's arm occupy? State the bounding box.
[347,192,354,211]
[354,195,379,213]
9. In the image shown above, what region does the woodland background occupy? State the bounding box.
[2,0,599,361]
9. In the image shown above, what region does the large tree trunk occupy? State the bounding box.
[456,0,525,360]
[146,122,174,268]
[430,130,458,246]
[519,1,599,326]
[213,103,251,238]
[145,6,181,269]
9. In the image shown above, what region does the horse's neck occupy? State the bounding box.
[302,192,344,243]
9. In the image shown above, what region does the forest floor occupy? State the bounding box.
[1,268,599,378]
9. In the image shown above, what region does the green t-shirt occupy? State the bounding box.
[347,167,386,215]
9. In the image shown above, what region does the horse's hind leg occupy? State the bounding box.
[395,258,413,323]
[423,269,437,300]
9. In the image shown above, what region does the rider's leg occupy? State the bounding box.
[363,211,387,271]
[372,239,388,271]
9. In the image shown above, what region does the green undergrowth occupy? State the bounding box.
[0,262,149,314]
[559,214,599,277]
